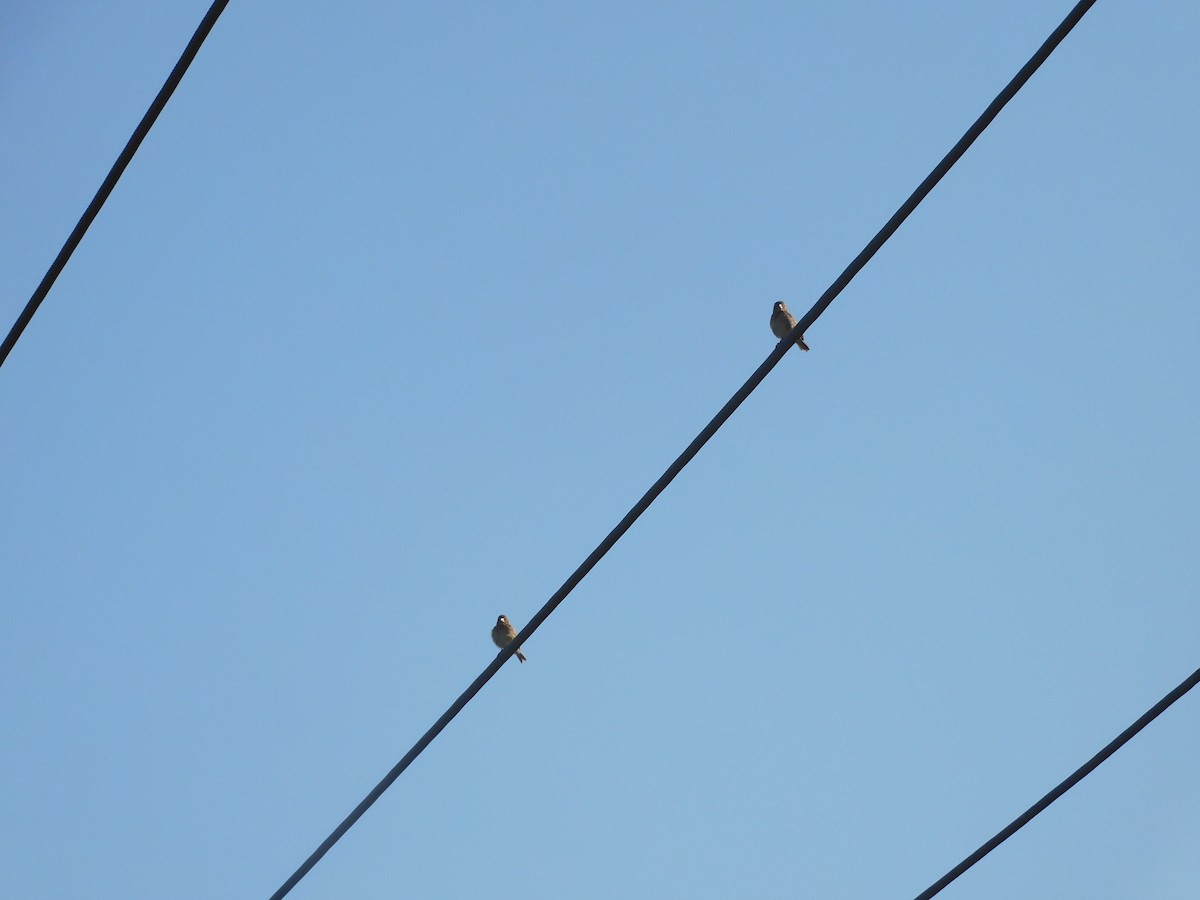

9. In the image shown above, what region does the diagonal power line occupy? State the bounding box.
[269,1,1100,896]
[914,663,1200,899]
[0,0,231,370]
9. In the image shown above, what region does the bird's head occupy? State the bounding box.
[496,615,509,626]
[773,301,787,313]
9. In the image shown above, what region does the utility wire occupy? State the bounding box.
[269,1,1099,896]
[0,0,231,370]
[915,663,1200,899]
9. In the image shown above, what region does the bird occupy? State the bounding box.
[491,614,527,663]
[770,301,810,351]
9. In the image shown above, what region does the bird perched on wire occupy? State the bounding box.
[770,301,810,352]
[491,615,527,663]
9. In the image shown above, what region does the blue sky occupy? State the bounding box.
[2,2,1198,898]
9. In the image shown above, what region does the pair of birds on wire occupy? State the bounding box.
[490,302,808,666]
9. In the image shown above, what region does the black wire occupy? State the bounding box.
[0,0,231,370]
[778,0,1098,352]
[915,664,1200,899]
[269,2,1100,896]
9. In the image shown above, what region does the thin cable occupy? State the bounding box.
[0,0,231,370]
[269,3,1099,896]
[915,664,1200,899]
[778,0,1098,351]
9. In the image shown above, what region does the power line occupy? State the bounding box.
[269,1,1099,896]
[0,0,231,370]
[915,664,1200,899]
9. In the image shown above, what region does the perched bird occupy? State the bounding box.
[491,614,527,663]
[770,301,810,351]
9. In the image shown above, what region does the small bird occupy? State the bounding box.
[770,301,810,352]
[491,614,527,663]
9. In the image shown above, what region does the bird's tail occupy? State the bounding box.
[516,648,527,663]
[796,336,810,351]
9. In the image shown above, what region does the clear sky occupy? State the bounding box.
[2,2,1198,898]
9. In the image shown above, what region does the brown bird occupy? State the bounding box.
[491,614,527,663]
[770,301,810,351]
